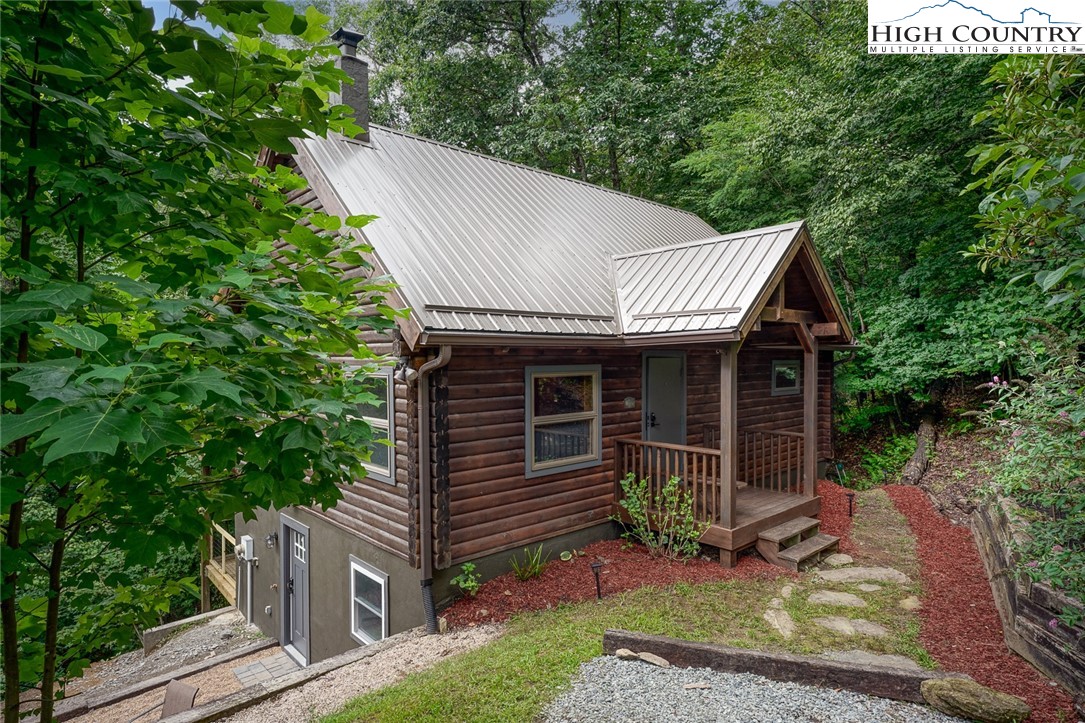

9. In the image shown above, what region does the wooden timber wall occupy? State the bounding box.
[441,345,835,566]
[274,156,417,565]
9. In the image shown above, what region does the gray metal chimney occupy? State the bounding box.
[331,28,369,143]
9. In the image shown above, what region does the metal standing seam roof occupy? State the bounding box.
[612,222,805,336]
[298,127,723,337]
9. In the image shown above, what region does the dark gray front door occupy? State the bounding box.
[282,519,309,663]
[644,352,686,445]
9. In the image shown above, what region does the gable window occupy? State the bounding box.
[525,365,602,478]
[357,367,394,483]
[349,556,387,645]
[771,360,801,396]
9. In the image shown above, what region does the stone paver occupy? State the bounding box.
[856,583,881,592]
[899,595,922,611]
[824,553,854,567]
[808,590,867,608]
[780,584,794,599]
[814,566,909,584]
[763,609,796,639]
[232,652,297,686]
[812,616,889,638]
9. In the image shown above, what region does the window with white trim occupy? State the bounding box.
[771,360,801,396]
[525,365,602,478]
[357,368,394,483]
[349,556,387,645]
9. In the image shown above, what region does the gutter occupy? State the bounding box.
[415,345,452,633]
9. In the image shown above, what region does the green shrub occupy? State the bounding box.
[837,403,896,436]
[510,545,549,581]
[613,473,708,560]
[981,346,1085,628]
[860,434,917,486]
[450,563,481,597]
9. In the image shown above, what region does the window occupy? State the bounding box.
[349,556,387,645]
[771,360,801,396]
[525,365,602,478]
[357,368,394,483]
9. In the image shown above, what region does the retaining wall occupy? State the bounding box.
[972,497,1084,702]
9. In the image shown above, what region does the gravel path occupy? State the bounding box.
[543,657,964,723]
[224,624,502,723]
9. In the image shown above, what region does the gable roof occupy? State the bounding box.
[294,128,851,345]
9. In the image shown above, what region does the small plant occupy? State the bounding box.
[612,473,708,560]
[450,562,481,597]
[510,545,549,581]
[559,551,573,562]
[859,434,917,487]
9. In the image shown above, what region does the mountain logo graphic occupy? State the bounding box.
[884,1,1073,25]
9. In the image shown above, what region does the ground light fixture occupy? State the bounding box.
[845,492,855,517]
[590,561,604,600]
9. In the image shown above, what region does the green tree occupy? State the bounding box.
[966,55,1085,310]
[0,2,396,719]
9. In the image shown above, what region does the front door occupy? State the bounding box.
[281,517,309,665]
[643,352,686,444]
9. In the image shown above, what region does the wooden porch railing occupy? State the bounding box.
[201,521,237,610]
[740,429,805,495]
[615,437,723,525]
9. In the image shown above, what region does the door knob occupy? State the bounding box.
[648,412,658,428]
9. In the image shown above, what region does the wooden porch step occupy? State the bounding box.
[758,516,820,544]
[777,533,840,572]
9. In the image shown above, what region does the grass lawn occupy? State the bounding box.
[323,489,931,722]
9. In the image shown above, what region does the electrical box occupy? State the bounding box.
[240,535,254,561]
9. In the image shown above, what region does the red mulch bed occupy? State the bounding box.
[884,485,1075,722]
[816,479,856,553]
[445,480,858,629]
[443,541,791,628]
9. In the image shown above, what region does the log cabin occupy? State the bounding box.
[229,30,855,666]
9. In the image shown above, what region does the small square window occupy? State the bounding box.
[771,360,801,396]
[525,365,602,478]
[349,556,387,645]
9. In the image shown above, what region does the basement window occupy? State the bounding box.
[771,360,801,396]
[525,365,602,478]
[356,367,394,483]
[349,556,387,645]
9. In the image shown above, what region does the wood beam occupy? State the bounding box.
[760,307,818,324]
[720,342,738,530]
[811,322,840,337]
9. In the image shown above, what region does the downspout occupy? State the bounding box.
[416,345,452,633]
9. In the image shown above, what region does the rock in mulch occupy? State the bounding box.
[808,590,867,608]
[921,678,1031,723]
[824,553,854,567]
[815,566,910,584]
[822,650,922,671]
[763,609,796,639]
[884,485,1076,722]
[813,617,889,638]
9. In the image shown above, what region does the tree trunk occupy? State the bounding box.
[900,417,937,486]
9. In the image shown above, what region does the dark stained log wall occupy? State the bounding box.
[443,345,835,565]
[278,157,416,563]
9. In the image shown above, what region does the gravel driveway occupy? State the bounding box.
[544,657,965,723]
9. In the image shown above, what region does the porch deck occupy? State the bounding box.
[614,435,820,565]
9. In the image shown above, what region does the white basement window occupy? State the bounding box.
[357,367,394,483]
[525,365,602,478]
[771,360,801,396]
[349,556,387,645]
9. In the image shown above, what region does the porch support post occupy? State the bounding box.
[719,342,738,529]
[795,323,818,497]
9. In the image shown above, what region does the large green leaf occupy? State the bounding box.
[20,282,93,310]
[0,399,66,447]
[9,359,82,393]
[35,408,144,463]
[168,368,245,405]
[130,416,194,463]
[39,322,108,352]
